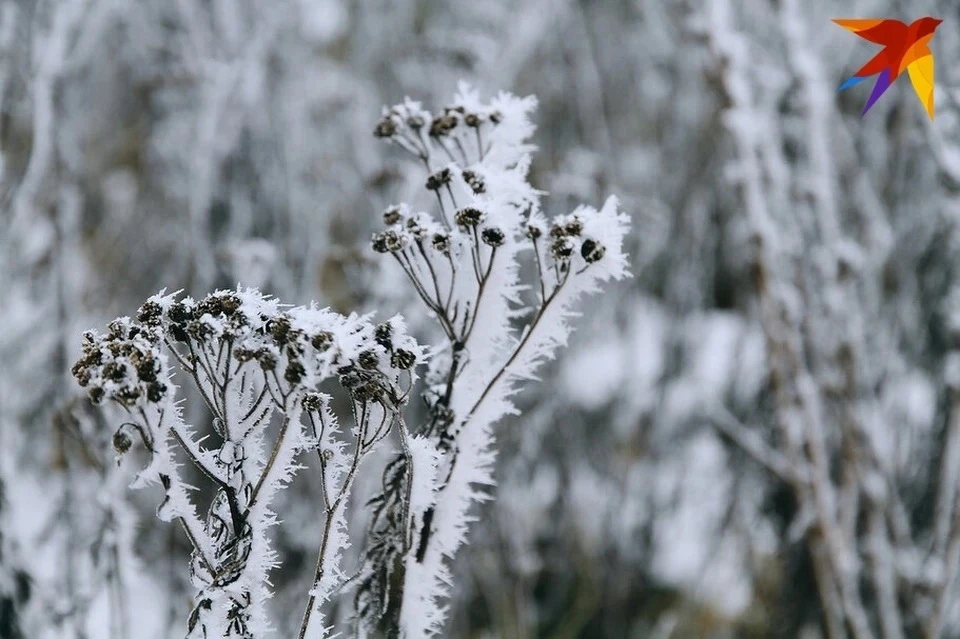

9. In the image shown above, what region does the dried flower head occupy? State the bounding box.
[580,238,606,263]
[358,350,381,370]
[461,170,485,194]
[112,429,133,454]
[481,227,505,248]
[302,393,324,412]
[137,300,163,326]
[374,323,393,350]
[564,217,584,236]
[382,206,403,226]
[406,215,428,239]
[312,331,334,351]
[374,117,398,138]
[455,207,485,227]
[372,230,406,254]
[391,348,417,370]
[429,114,458,137]
[432,233,450,254]
[551,237,575,260]
[425,168,452,191]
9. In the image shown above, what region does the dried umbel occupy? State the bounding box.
[73,288,423,639]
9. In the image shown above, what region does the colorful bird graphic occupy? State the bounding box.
[833,17,942,119]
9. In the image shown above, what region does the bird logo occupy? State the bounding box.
[833,17,942,119]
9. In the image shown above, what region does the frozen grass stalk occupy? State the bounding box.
[73,85,630,637]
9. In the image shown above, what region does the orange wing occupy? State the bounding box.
[832,18,908,45]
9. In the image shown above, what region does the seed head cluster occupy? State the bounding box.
[74,289,423,413]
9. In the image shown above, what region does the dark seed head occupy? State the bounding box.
[72,360,90,386]
[147,382,167,403]
[581,238,606,263]
[221,295,241,316]
[455,207,485,227]
[374,117,397,138]
[168,301,193,325]
[372,233,389,253]
[564,218,584,236]
[137,358,158,383]
[481,227,505,248]
[432,233,450,254]
[116,386,141,407]
[137,301,163,326]
[256,349,277,371]
[196,295,223,318]
[425,168,452,191]
[302,393,324,412]
[383,206,402,226]
[551,237,574,259]
[107,319,128,340]
[312,331,333,351]
[285,360,305,384]
[170,325,189,343]
[113,430,133,454]
[186,319,213,340]
[89,386,105,405]
[353,380,383,402]
[429,114,457,137]
[391,348,416,370]
[374,323,393,349]
[358,350,380,370]
[103,362,127,383]
[406,216,426,238]
[268,316,291,344]
[461,170,485,194]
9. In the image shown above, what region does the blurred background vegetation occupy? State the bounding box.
[3,0,960,637]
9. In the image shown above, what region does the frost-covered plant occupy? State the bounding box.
[72,86,629,638]
[72,290,423,638]
[358,85,630,637]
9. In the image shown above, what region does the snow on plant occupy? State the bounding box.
[358,84,630,637]
[72,290,424,638]
[72,85,629,638]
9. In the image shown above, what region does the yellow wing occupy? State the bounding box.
[906,51,935,120]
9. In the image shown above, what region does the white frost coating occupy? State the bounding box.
[375,87,631,637]
[399,435,442,634]
[73,287,423,638]
[71,83,628,638]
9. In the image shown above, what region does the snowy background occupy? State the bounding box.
[4,0,960,637]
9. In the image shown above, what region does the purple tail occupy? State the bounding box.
[861,69,893,117]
